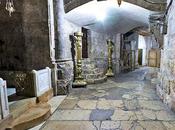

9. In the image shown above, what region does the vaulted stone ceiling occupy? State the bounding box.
[64,0,166,13]
[65,0,166,33]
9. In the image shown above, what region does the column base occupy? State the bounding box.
[106,69,114,77]
[73,79,87,87]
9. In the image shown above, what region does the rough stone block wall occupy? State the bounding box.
[88,30,121,74]
[22,0,53,70]
[0,0,52,71]
[0,0,53,97]
[0,1,25,71]
[144,35,160,66]
[61,20,81,59]
[157,0,175,111]
[56,20,81,88]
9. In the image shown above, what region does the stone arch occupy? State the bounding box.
[64,0,166,13]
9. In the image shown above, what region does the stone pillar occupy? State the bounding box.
[53,0,76,94]
[156,0,175,111]
[54,0,66,59]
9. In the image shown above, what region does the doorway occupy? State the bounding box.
[82,27,88,58]
[138,49,143,66]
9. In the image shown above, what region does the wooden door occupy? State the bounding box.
[148,49,160,67]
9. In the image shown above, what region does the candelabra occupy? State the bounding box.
[73,32,87,87]
[106,39,114,77]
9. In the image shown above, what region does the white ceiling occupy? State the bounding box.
[65,0,156,34]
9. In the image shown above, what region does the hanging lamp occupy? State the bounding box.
[0,0,15,16]
[117,0,122,6]
[6,0,15,16]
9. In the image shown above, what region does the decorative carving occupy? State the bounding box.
[15,73,27,94]
[14,72,34,96]
[73,32,87,87]
[106,39,114,77]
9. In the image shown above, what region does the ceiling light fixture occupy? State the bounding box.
[117,0,122,6]
[96,11,106,21]
[0,0,15,16]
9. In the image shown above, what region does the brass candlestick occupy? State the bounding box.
[106,39,114,77]
[73,32,87,87]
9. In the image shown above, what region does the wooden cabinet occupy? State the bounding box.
[148,49,161,67]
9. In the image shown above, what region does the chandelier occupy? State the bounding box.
[117,0,122,6]
[0,0,15,16]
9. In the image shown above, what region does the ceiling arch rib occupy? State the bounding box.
[65,0,156,34]
[64,0,166,13]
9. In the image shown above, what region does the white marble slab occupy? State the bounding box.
[32,67,52,97]
[0,78,10,119]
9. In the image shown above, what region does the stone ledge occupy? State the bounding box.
[87,76,107,84]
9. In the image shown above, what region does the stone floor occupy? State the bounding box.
[40,67,175,130]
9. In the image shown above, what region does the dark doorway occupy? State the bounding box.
[82,27,88,58]
[138,49,143,65]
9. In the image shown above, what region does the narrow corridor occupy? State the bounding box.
[40,67,175,130]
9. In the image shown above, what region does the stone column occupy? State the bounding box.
[54,0,66,59]
[53,0,75,94]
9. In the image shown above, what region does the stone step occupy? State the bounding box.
[82,68,101,74]
[81,60,107,84]
[6,98,51,130]
[86,76,107,84]
[7,103,51,130]
[83,72,104,80]
[82,64,96,70]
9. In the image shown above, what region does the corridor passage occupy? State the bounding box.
[41,68,175,130]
